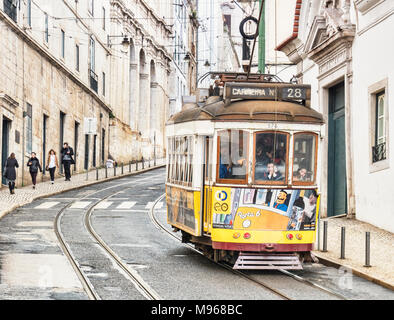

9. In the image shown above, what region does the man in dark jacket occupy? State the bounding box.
[61,142,74,181]
[27,152,42,189]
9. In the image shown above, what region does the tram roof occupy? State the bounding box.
[167,98,324,125]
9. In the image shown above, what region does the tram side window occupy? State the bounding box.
[293,133,316,184]
[218,130,248,182]
[254,132,288,183]
[187,136,193,185]
[167,138,173,182]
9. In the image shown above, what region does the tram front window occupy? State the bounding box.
[293,133,316,183]
[254,132,288,183]
[218,130,248,182]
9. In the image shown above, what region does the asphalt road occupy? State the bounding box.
[0,168,392,300]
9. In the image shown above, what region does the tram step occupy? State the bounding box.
[233,252,303,270]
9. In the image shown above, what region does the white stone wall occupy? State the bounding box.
[0,0,111,187]
[351,1,394,232]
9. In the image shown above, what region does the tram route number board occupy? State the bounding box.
[226,85,307,101]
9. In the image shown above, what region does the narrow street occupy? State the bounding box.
[0,168,392,300]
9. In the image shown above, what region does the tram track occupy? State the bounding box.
[53,172,164,300]
[149,193,348,301]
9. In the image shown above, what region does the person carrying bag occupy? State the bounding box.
[27,152,42,189]
[3,153,19,194]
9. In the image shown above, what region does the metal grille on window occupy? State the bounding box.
[373,92,386,163]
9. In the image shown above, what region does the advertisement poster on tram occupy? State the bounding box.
[212,187,319,231]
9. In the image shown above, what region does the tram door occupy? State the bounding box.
[203,136,213,234]
[327,82,347,216]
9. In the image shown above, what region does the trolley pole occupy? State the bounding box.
[258,0,266,74]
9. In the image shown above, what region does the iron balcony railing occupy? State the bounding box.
[372,142,386,163]
[89,68,98,93]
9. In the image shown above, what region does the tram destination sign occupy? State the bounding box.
[224,83,309,103]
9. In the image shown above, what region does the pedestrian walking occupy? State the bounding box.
[3,153,19,194]
[27,152,42,189]
[46,149,59,184]
[61,142,74,181]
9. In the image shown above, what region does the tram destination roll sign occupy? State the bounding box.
[224,83,308,101]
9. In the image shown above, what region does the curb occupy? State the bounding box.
[0,164,166,221]
[313,251,394,291]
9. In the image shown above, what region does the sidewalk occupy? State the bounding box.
[0,159,165,220]
[313,216,394,290]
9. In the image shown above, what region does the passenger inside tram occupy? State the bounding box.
[218,130,247,180]
[292,133,316,183]
[255,132,287,182]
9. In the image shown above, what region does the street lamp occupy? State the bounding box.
[204,60,211,67]
[107,35,130,50]
[183,52,191,62]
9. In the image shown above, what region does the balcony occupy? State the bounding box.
[372,142,386,163]
[89,68,98,93]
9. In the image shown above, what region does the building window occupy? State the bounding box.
[3,0,17,23]
[102,7,106,30]
[75,44,80,71]
[372,91,386,163]
[61,30,65,59]
[88,0,94,16]
[26,103,33,154]
[90,37,95,72]
[369,79,389,172]
[44,13,49,43]
[27,0,32,27]
[89,37,98,92]
[102,72,106,96]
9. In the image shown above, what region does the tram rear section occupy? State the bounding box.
[165,73,324,270]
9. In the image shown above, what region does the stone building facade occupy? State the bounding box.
[0,0,112,187]
[168,0,198,117]
[277,0,394,232]
[109,0,173,162]
[0,0,174,188]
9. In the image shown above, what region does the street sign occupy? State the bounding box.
[84,117,97,135]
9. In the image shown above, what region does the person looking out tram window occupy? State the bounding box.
[292,133,317,184]
[254,132,288,182]
[218,130,248,181]
[263,162,283,181]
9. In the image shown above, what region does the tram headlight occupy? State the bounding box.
[233,232,241,239]
[242,219,251,228]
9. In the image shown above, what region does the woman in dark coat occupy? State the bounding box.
[3,153,19,194]
[27,152,42,189]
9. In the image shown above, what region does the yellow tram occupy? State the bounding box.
[165,73,324,269]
